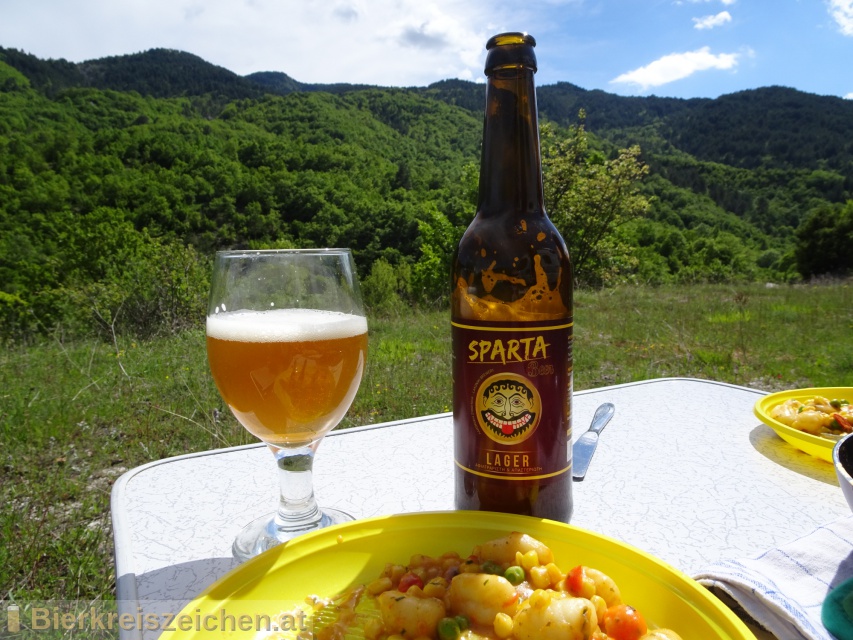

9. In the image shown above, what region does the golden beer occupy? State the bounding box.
[206,308,368,446]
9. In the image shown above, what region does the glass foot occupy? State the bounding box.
[232,508,354,563]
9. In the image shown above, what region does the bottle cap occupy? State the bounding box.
[484,32,537,74]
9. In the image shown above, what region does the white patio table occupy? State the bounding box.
[111,378,850,639]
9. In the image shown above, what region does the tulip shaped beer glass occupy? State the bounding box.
[206,249,368,561]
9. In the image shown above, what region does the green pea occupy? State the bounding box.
[481,560,503,575]
[504,565,525,585]
[437,617,461,640]
[454,615,470,631]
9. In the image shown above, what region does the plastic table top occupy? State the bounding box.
[111,378,850,639]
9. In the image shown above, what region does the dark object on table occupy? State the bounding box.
[822,575,853,640]
[833,433,853,514]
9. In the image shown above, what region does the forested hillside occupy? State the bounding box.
[6,46,853,175]
[1,46,851,342]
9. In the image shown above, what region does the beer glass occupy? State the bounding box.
[206,249,368,561]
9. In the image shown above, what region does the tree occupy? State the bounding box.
[541,114,651,287]
[412,204,460,304]
[794,201,853,278]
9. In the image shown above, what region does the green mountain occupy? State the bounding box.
[6,45,853,176]
[77,49,265,100]
[0,47,260,98]
[0,45,850,339]
[663,86,853,173]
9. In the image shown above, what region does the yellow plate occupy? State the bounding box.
[754,387,852,462]
[160,511,755,639]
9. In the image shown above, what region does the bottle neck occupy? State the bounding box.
[477,66,544,218]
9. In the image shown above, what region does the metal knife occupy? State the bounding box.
[572,402,615,481]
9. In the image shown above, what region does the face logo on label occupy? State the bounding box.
[476,373,541,445]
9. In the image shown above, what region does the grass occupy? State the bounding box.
[1,281,851,610]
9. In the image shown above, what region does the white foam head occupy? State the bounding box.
[206,308,367,342]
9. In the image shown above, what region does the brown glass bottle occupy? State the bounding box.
[451,33,573,522]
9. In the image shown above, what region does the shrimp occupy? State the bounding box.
[791,408,833,435]
[513,592,598,640]
[809,396,835,414]
[473,532,555,567]
[584,567,622,607]
[446,573,518,626]
[770,399,801,426]
[376,590,445,637]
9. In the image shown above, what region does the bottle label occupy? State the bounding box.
[453,318,572,480]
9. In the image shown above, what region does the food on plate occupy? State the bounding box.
[769,395,852,437]
[301,532,683,640]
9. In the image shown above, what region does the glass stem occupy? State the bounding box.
[270,442,323,533]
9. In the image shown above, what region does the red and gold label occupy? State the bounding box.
[476,372,541,445]
[453,318,573,481]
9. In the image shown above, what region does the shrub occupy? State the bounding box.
[86,237,211,338]
[362,258,411,316]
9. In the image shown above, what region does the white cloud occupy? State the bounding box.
[0,0,509,86]
[828,0,853,35]
[189,0,496,85]
[693,11,732,30]
[845,93,853,99]
[610,47,739,91]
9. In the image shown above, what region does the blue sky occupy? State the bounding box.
[2,0,851,100]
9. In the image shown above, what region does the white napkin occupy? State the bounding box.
[693,515,853,640]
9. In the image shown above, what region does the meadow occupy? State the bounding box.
[1,281,851,608]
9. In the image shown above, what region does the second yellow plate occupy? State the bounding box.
[754,386,852,462]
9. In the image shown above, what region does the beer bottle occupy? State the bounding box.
[451,32,573,521]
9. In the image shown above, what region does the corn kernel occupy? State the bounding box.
[493,612,513,638]
[545,562,564,586]
[423,578,447,599]
[363,617,384,639]
[390,565,406,582]
[410,553,430,568]
[529,589,552,609]
[520,549,539,570]
[424,565,442,580]
[460,562,481,573]
[529,565,551,590]
[406,585,425,598]
[366,577,393,595]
